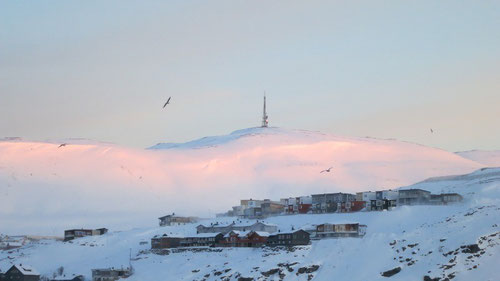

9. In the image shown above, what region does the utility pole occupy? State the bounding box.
[129,248,134,273]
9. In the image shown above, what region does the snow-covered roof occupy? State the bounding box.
[223,230,270,238]
[197,222,233,228]
[318,222,360,226]
[13,264,39,276]
[159,214,194,220]
[198,221,276,228]
[186,233,221,238]
[153,233,184,239]
[232,222,252,227]
[253,221,277,227]
[269,229,308,235]
[223,230,251,238]
[52,275,83,280]
[250,231,270,237]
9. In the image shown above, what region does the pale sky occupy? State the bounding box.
[1,0,499,151]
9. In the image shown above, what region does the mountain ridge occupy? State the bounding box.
[0,127,493,235]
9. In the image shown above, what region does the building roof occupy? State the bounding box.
[249,231,271,237]
[317,222,360,226]
[197,222,234,228]
[12,264,40,276]
[153,233,184,239]
[91,267,131,273]
[398,188,431,193]
[269,229,309,236]
[52,274,83,280]
[197,221,277,229]
[253,221,277,227]
[64,228,93,232]
[311,192,354,196]
[223,230,251,238]
[159,214,195,220]
[185,233,222,238]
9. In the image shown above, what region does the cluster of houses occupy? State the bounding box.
[147,187,462,250]
[151,220,367,250]
[0,235,27,251]
[1,187,463,281]
[0,228,124,281]
[0,264,132,281]
[0,235,62,251]
[217,188,463,218]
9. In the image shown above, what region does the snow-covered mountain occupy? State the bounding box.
[1,168,499,281]
[455,150,500,167]
[0,127,492,235]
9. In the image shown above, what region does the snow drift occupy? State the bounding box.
[0,127,487,235]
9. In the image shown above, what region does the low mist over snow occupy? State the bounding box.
[0,127,489,235]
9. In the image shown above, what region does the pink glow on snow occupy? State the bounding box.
[0,129,488,234]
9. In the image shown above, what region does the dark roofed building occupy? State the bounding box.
[219,230,270,248]
[158,214,198,226]
[429,193,463,205]
[2,264,40,281]
[311,193,356,213]
[151,234,182,249]
[91,268,132,281]
[64,228,108,241]
[180,233,224,247]
[315,223,367,238]
[398,189,431,205]
[267,229,310,246]
[441,193,463,203]
[196,221,277,234]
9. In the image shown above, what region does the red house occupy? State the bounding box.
[219,230,247,247]
[298,203,312,214]
[219,230,269,247]
[245,231,269,247]
[337,201,365,212]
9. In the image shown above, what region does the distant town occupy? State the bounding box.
[0,187,463,281]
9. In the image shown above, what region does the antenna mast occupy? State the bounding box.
[261,94,268,128]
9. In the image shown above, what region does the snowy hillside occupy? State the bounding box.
[0,127,488,235]
[456,150,500,167]
[1,168,499,281]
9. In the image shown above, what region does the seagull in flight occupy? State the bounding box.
[320,167,333,173]
[163,97,172,108]
[58,143,67,148]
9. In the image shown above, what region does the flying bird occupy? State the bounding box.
[430,128,434,133]
[58,143,67,148]
[320,167,333,173]
[163,97,171,108]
